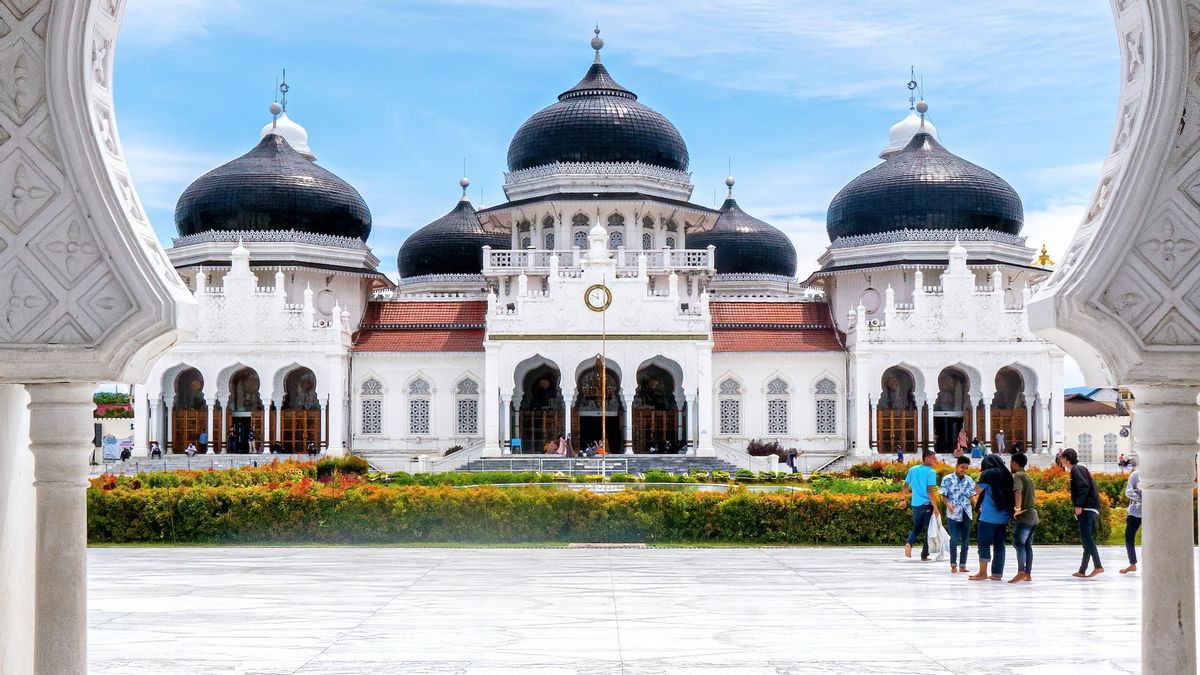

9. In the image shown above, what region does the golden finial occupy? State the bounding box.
[1033,242,1054,267]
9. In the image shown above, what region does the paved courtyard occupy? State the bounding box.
[89,546,1145,674]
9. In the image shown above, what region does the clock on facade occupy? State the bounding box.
[584,284,612,312]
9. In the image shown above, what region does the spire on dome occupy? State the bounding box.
[591,25,604,63]
[880,70,938,159]
[260,70,316,161]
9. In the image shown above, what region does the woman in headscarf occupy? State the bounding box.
[969,454,1014,581]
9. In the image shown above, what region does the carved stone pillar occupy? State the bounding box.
[131,384,148,456]
[27,382,95,675]
[206,398,216,452]
[1128,386,1198,673]
[622,393,634,453]
[982,402,992,451]
[164,401,174,452]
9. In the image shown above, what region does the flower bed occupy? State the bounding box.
[88,475,1109,546]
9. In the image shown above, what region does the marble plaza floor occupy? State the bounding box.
[88,546,1147,674]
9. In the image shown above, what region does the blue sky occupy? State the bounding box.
[114,0,1120,385]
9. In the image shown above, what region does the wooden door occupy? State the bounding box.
[633,407,678,452]
[876,408,917,453]
[990,408,1026,451]
[172,408,207,453]
[280,409,319,453]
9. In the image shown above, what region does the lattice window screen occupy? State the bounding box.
[719,399,741,435]
[816,399,837,435]
[410,399,430,435]
[767,399,789,435]
[362,399,382,435]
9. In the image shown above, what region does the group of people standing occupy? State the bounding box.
[901,447,1142,581]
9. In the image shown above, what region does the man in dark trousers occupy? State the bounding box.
[1062,448,1104,577]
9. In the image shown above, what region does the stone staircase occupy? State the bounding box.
[458,455,743,475]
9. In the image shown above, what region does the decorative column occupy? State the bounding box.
[685,395,697,452]
[206,399,216,453]
[851,356,871,455]
[561,399,570,444]
[27,382,96,675]
[983,401,993,451]
[319,399,330,453]
[500,395,513,451]
[622,392,634,453]
[695,347,715,456]
[1041,399,1052,453]
[914,398,924,452]
[1024,400,1035,452]
[261,401,270,451]
[131,384,148,456]
[483,343,502,457]
[1128,386,1198,674]
[163,400,173,452]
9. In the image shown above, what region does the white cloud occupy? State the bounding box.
[121,138,228,210]
[1022,197,1090,269]
[121,0,244,47]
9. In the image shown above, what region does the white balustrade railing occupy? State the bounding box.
[484,247,714,273]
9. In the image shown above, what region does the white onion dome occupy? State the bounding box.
[260,111,315,161]
[881,109,938,159]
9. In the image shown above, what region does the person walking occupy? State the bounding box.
[901,450,940,560]
[970,454,1013,581]
[1063,448,1105,577]
[954,428,969,458]
[1121,457,1142,574]
[786,449,799,474]
[994,429,1006,455]
[1009,452,1039,583]
[939,456,975,573]
[896,446,904,464]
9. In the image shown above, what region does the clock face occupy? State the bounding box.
[584,284,612,312]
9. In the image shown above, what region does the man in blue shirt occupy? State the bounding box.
[901,450,940,560]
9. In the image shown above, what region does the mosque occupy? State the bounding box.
[131,30,1067,465]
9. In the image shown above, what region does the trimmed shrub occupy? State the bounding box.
[87,482,1109,546]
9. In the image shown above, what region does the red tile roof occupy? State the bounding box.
[353,301,487,352]
[713,328,844,352]
[362,300,486,326]
[354,329,485,353]
[710,302,833,326]
[710,301,843,352]
[1064,394,1128,417]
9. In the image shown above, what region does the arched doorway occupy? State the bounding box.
[991,367,1027,452]
[225,368,264,454]
[281,367,321,454]
[517,364,563,454]
[933,368,970,454]
[876,366,917,453]
[572,360,622,453]
[172,368,207,453]
[633,364,681,453]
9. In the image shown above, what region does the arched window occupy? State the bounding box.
[608,230,623,250]
[360,378,383,435]
[642,215,654,228]
[1077,433,1094,463]
[665,236,676,249]
[456,378,480,435]
[607,214,624,250]
[521,237,531,249]
[543,215,555,228]
[814,378,837,435]
[718,378,742,436]
[766,377,789,435]
[642,232,652,249]
[408,378,431,435]
[1103,433,1119,463]
[573,230,588,249]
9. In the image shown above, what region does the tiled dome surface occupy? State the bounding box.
[689,198,797,277]
[826,133,1022,241]
[175,134,372,240]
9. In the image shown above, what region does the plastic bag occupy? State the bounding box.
[927,514,950,561]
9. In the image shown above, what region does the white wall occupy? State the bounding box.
[710,352,848,453]
[0,384,34,674]
[351,352,486,453]
[1064,415,1132,463]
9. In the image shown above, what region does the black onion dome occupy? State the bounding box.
[506,60,689,172]
[398,198,508,278]
[689,198,797,277]
[826,132,1022,241]
[175,134,372,240]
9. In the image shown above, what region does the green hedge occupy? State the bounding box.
[88,483,1108,546]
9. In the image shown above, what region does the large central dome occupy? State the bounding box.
[506,31,689,172]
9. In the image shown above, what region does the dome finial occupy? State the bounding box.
[725,157,735,197]
[907,66,917,110]
[591,24,604,63]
